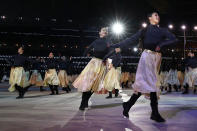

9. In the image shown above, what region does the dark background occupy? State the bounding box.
[0,0,197,57]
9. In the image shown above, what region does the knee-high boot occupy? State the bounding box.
[122,92,141,118]
[49,85,55,95]
[115,89,119,97]
[150,92,165,122]
[106,91,112,99]
[16,85,24,99]
[84,91,93,108]
[182,83,189,94]
[54,85,59,95]
[79,92,87,110]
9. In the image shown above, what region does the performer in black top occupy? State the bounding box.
[58,56,70,93]
[113,12,177,122]
[103,48,122,98]
[9,46,31,99]
[73,27,112,110]
[43,52,60,95]
[182,51,197,94]
[29,57,45,91]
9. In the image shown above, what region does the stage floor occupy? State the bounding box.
[0,85,197,131]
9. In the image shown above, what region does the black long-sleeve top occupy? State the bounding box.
[13,54,29,67]
[83,37,112,59]
[185,56,197,69]
[58,60,68,70]
[45,58,58,70]
[112,24,178,51]
[103,49,122,68]
[32,60,42,70]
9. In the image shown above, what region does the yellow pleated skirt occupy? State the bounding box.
[72,57,106,92]
[58,70,69,87]
[29,70,43,86]
[103,67,121,91]
[8,67,30,92]
[43,69,60,86]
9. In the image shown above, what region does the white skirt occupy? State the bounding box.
[159,71,168,87]
[183,69,193,87]
[191,68,197,87]
[132,49,161,94]
[167,69,180,85]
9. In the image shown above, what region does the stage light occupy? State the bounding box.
[35,17,40,21]
[133,47,138,52]
[18,17,23,20]
[194,26,197,30]
[172,49,174,52]
[51,19,57,22]
[142,22,147,28]
[181,25,186,30]
[112,22,124,35]
[168,24,173,29]
[1,16,6,19]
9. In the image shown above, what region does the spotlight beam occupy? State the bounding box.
[112,22,124,35]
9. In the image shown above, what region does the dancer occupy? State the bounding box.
[112,12,177,122]
[182,51,197,94]
[43,52,60,95]
[73,27,112,110]
[166,61,179,92]
[8,46,31,99]
[29,57,44,91]
[103,49,122,98]
[58,56,70,93]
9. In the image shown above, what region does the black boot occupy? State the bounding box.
[121,83,124,88]
[63,87,69,93]
[49,85,55,95]
[193,86,197,94]
[115,89,119,97]
[182,84,189,94]
[150,92,165,122]
[125,81,129,88]
[54,85,59,95]
[67,86,71,92]
[40,86,45,91]
[168,84,172,92]
[15,85,22,99]
[21,85,32,98]
[194,89,196,94]
[178,85,181,92]
[161,86,164,92]
[122,92,141,118]
[84,91,93,108]
[79,92,87,110]
[106,91,112,99]
[16,86,24,99]
[24,85,31,93]
[173,85,178,92]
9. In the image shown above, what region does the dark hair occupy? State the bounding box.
[147,11,159,18]
[100,27,108,31]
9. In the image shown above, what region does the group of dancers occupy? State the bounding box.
[8,11,190,123]
[8,48,73,99]
[73,12,177,123]
[159,51,197,94]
